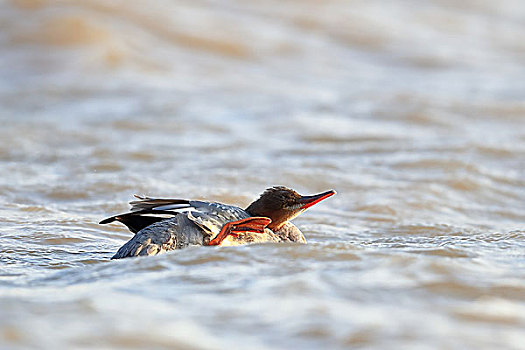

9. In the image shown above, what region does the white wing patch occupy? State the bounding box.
[153,204,192,211]
[139,213,177,219]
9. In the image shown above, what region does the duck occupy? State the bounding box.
[100,186,336,259]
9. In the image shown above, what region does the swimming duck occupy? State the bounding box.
[100,186,335,259]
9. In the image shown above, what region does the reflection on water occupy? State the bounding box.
[1,0,525,349]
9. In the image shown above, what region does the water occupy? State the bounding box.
[1,0,525,349]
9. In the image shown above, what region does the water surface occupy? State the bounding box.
[1,0,524,349]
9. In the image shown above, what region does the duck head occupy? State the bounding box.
[245,186,336,231]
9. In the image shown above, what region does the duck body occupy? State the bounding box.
[101,187,334,259]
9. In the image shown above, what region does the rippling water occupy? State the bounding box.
[1,0,525,349]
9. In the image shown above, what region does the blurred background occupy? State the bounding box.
[1,0,524,349]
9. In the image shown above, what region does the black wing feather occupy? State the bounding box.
[100,196,192,234]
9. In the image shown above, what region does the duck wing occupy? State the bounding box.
[99,195,250,235]
[99,196,189,233]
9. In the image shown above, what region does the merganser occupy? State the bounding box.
[100,186,336,259]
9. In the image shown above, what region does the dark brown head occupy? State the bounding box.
[245,186,336,231]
